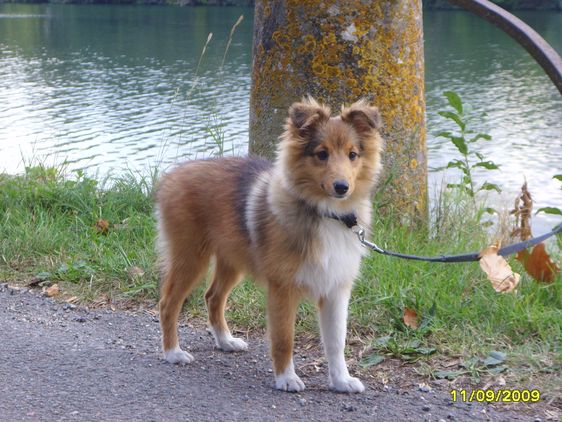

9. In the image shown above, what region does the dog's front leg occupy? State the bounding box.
[267,283,305,392]
[318,286,365,393]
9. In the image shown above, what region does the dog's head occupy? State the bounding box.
[277,96,384,211]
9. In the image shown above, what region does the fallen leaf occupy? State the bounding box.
[44,283,60,297]
[91,294,110,308]
[516,243,560,283]
[479,241,520,293]
[442,358,461,368]
[128,266,145,278]
[418,382,432,393]
[94,219,110,234]
[145,309,158,317]
[403,307,419,329]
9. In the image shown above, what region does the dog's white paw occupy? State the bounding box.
[275,373,306,392]
[210,328,248,352]
[220,336,248,352]
[329,376,365,393]
[163,346,194,364]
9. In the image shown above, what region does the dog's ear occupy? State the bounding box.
[287,97,330,139]
[341,100,382,137]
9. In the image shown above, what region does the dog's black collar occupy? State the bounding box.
[299,200,358,229]
[326,212,358,229]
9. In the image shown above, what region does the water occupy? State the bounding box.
[0,4,254,170]
[424,11,562,233]
[1,5,561,231]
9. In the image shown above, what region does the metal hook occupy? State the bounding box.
[351,225,385,254]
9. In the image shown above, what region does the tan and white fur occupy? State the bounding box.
[156,97,384,393]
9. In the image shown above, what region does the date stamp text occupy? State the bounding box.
[450,389,541,403]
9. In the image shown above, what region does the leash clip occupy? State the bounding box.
[351,225,365,242]
[351,225,385,254]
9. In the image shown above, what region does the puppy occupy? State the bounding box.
[156,97,383,393]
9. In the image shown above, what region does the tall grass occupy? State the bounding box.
[170,15,243,162]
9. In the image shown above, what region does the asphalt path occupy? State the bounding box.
[0,284,539,421]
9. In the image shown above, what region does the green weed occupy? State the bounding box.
[437,91,501,216]
[537,174,562,219]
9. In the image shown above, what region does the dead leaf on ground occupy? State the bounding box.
[479,241,520,293]
[94,219,110,234]
[44,283,60,297]
[128,266,145,278]
[402,307,419,329]
[441,358,462,368]
[517,243,560,283]
[144,308,158,317]
[91,293,110,308]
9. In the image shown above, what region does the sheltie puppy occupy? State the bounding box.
[156,97,384,393]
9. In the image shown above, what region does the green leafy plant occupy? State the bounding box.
[433,350,507,382]
[437,91,501,204]
[35,260,96,284]
[536,174,562,216]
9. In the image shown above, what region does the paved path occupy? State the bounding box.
[0,284,536,421]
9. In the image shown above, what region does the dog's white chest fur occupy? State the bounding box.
[295,219,365,299]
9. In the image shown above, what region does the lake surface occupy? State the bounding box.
[1,5,561,231]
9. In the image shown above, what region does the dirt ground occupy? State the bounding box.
[0,283,556,421]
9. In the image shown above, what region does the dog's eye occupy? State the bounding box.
[349,151,358,161]
[316,151,329,161]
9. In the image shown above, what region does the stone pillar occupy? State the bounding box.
[249,0,427,222]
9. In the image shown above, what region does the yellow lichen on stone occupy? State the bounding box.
[250,0,427,222]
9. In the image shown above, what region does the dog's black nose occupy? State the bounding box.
[333,181,349,196]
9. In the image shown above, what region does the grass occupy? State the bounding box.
[0,163,560,391]
[0,165,159,300]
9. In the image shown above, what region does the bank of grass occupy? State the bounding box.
[1,164,560,388]
[0,165,159,299]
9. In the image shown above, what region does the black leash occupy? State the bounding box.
[329,212,562,263]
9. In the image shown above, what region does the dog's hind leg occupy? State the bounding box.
[159,251,209,364]
[205,259,247,352]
